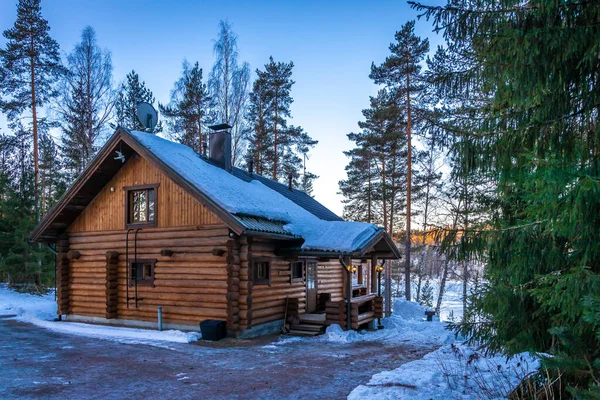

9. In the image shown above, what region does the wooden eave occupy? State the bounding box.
[31,127,245,243]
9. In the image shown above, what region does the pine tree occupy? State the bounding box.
[247,57,318,189]
[0,0,65,219]
[58,26,113,178]
[370,21,429,301]
[246,72,272,175]
[339,146,378,223]
[340,89,407,235]
[159,61,211,154]
[209,21,250,166]
[114,70,161,133]
[413,0,600,395]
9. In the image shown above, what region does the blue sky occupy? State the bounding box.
[0,0,444,216]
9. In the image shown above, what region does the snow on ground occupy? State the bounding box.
[348,343,540,400]
[330,298,541,399]
[322,299,453,347]
[0,284,200,345]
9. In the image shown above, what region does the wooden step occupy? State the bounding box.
[300,313,326,325]
[290,324,323,332]
[288,329,322,337]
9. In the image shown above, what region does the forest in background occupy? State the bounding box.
[0,1,318,287]
[1,0,599,396]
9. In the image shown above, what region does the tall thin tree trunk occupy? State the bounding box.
[30,36,42,284]
[30,40,39,222]
[367,156,372,223]
[435,258,451,316]
[273,89,279,180]
[405,65,412,301]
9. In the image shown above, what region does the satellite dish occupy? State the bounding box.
[136,102,158,130]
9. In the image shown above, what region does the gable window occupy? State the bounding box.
[253,258,271,285]
[124,184,158,228]
[290,261,304,283]
[130,259,156,287]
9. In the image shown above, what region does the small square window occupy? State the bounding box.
[130,259,156,287]
[253,259,271,285]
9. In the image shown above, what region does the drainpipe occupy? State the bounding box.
[338,256,352,331]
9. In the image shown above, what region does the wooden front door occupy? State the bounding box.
[306,261,318,313]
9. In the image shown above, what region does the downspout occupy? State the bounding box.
[338,256,352,331]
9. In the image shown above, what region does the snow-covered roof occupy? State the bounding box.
[128,130,385,254]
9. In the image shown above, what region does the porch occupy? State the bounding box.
[285,255,388,335]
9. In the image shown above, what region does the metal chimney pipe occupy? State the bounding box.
[288,173,293,191]
[248,159,254,175]
[208,123,232,172]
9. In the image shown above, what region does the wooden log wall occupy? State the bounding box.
[66,225,230,326]
[226,238,241,331]
[249,239,307,327]
[238,236,253,329]
[105,251,119,319]
[317,260,344,302]
[325,300,347,328]
[325,297,381,330]
[57,235,70,316]
[68,155,221,233]
[374,296,384,319]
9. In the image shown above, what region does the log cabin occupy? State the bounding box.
[31,125,401,337]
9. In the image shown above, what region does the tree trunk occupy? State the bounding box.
[273,88,279,180]
[435,258,450,316]
[405,66,412,301]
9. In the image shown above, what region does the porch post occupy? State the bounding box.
[385,260,392,317]
[370,254,377,294]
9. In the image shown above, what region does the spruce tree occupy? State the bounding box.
[114,70,161,133]
[413,0,600,395]
[370,21,429,301]
[420,279,434,309]
[159,60,211,153]
[0,127,44,285]
[58,26,113,178]
[0,0,65,219]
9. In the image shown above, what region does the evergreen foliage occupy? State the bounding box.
[339,89,407,237]
[420,279,434,309]
[58,26,113,179]
[114,70,162,133]
[159,60,211,154]
[0,129,48,285]
[370,20,430,301]
[413,0,600,395]
[0,0,65,220]
[246,57,318,191]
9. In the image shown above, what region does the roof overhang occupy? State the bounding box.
[275,230,401,260]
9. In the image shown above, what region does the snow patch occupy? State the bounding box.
[349,343,540,400]
[0,284,200,345]
[321,298,453,347]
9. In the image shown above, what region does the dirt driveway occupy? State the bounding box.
[0,317,435,399]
